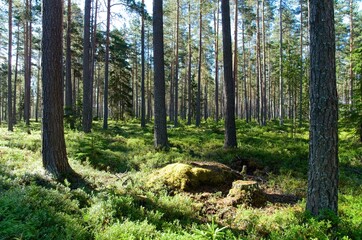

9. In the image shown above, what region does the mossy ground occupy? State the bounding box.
[0,119,361,239]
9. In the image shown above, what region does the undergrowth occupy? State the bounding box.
[0,119,361,239]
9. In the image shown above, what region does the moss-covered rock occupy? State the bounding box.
[148,162,242,191]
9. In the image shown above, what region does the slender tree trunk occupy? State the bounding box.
[65,0,74,129]
[169,61,174,121]
[96,65,100,118]
[42,0,77,181]
[103,0,111,130]
[91,0,98,115]
[349,0,354,107]
[307,0,338,217]
[24,0,32,127]
[153,0,168,148]
[35,53,40,122]
[256,0,261,124]
[279,0,284,125]
[214,3,220,122]
[196,0,202,127]
[261,0,267,126]
[7,0,13,131]
[222,0,237,148]
[299,0,303,126]
[82,0,92,133]
[187,0,192,125]
[13,25,20,125]
[241,1,248,122]
[141,0,146,127]
[233,0,238,118]
[174,0,180,127]
[135,54,139,118]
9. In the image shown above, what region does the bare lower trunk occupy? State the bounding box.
[307,0,338,217]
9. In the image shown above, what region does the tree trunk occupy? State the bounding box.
[349,0,354,107]
[103,0,111,130]
[196,0,202,127]
[261,0,267,126]
[222,0,237,148]
[214,3,220,122]
[256,0,261,124]
[7,0,13,131]
[91,0,98,117]
[13,24,20,125]
[24,0,32,127]
[298,0,303,126]
[187,0,192,125]
[42,0,76,180]
[174,0,180,127]
[35,52,40,122]
[83,0,92,133]
[153,0,168,148]
[307,0,338,217]
[241,1,249,122]
[65,0,74,129]
[141,0,146,127]
[279,0,284,125]
[233,0,238,118]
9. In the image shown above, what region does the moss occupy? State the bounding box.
[148,162,240,191]
[226,180,266,207]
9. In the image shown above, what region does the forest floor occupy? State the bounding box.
[0,119,361,239]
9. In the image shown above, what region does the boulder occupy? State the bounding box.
[148,162,242,191]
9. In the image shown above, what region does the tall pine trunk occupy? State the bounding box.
[196,0,202,127]
[279,0,284,125]
[187,0,192,125]
[42,0,77,181]
[24,0,32,127]
[222,0,237,148]
[174,0,180,127]
[153,0,168,148]
[307,0,338,217]
[214,2,220,122]
[103,0,111,130]
[141,0,146,127]
[7,0,13,131]
[82,0,92,133]
[65,0,74,129]
[233,0,238,118]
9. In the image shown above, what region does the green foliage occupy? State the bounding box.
[0,185,91,240]
[0,120,361,239]
[193,218,228,240]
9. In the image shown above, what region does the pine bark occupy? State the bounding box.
[187,0,192,125]
[214,3,220,122]
[233,0,238,118]
[222,0,237,148]
[24,0,32,127]
[82,0,92,133]
[196,0,203,127]
[42,0,76,180]
[103,0,111,130]
[7,0,13,131]
[349,0,354,107]
[298,0,303,126]
[279,0,284,125]
[174,0,180,127]
[153,0,168,148]
[65,0,74,129]
[307,0,338,216]
[141,0,146,127]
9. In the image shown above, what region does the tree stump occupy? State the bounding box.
[225,180,266,207]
